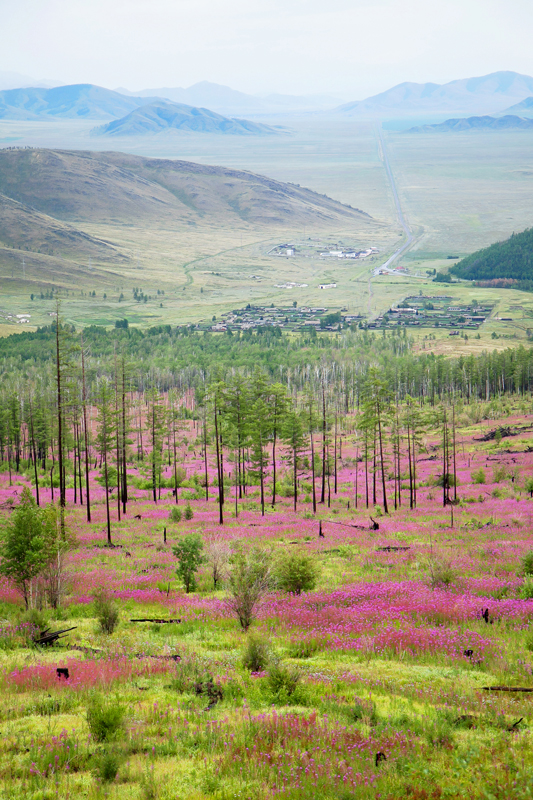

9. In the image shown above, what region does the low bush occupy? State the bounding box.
[275,549,319,595]
[86,695,125,742]
[169,654,211,694]
[266,662,300,701]
[184,503,194,520]
[471,468,486,485]
[93,588,120,634]
[520,576,533,600]
[169,507,182,523]
[521,550,533,576]
[93,748,123,782]
[242,635,270,672]
[426,557,456,589]
[173,532,205,592]
[492,466,508,483]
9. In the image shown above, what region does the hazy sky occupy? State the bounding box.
[2,0,533,98]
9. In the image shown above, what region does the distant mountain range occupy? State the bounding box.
[337,71,533,117]
[116,81,345,115]
[92,100,280,136]
[408,114,533,132]
[2,72,533,122]
[0,71,62,91]
[0,84,160,120]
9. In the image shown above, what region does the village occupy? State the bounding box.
[201,295,494,334]
[371,295,494,331]
[267,240,379,260]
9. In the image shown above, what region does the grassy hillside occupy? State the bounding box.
[0,148,370,227]
[450,227,533,284]
[0,193,126,261]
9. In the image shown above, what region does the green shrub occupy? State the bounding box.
[471,468,486,485]
[172,533,205,592]
[93,588,119,634]
[275,549,319,595]
[169,507,182,523]
[225,546,273,631]
[86,695,125,742]
[521,550,533,576]
[427,557,456,589]
[266,662,300,700]
[492,466,508,483]
[21,607,48,634]
[93,748,123,782]
[242,635,270,672]
[169,654,210,693]
[184,503,194,520]
[520,576,533,600]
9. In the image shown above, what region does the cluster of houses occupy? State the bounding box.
[268,243,379,260]
[1,311,31,324]
[319,248,378,259]
[208,305,331,332]
[368,296,493,331]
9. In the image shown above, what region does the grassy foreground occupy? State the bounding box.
[2,401,533,798]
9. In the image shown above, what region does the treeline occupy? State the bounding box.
[1,308,532,543]
[450,227,533,284]
[2,321,533,401]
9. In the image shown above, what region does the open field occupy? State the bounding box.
[2,399,533,797]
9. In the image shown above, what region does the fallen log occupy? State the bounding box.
[376,546,410,552]
[33,627,77,646]
[130,618,182,624]
[482,686,533,692]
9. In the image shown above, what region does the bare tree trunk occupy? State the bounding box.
[214,399,223,525]
[55,304,65,532]
[29,399,40,506]
[321,385,326,504]
[377,402,389,514]
[81,334,91,522]
[121,358,128,514]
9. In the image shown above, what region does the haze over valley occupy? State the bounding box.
[1,69,533,336]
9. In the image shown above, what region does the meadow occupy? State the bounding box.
[2,395,533,798]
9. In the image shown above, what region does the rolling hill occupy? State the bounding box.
[449,228,533,286]
[91,101,279,137]
[0,147,370,232]
[0,84,161,120]
[407,115,533,132]
[337,71,533,117]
